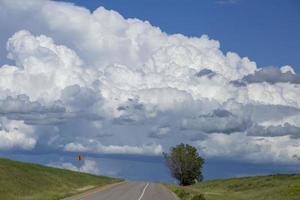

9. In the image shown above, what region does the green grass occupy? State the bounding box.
[0,158,122,200]
[167,174,300,200]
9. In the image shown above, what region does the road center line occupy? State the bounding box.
[138,183,149,200]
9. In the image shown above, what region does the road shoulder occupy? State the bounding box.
[158,183,181,200]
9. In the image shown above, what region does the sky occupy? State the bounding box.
[0,0,300,183]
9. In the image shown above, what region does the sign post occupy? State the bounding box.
[75,153,84,172]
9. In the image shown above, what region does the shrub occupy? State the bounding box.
[191,194,206,200]
[174,188,189,199]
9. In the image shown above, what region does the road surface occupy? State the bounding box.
[65,182,178,200]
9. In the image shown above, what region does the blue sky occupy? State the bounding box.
[57,0,300,72]
[1,0,300,183]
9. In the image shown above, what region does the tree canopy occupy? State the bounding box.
[164,143,204,185]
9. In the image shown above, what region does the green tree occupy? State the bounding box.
[164,143,204,185]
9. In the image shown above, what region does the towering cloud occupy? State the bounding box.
[0,0,299,163]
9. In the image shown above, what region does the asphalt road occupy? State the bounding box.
[70,182,177,200]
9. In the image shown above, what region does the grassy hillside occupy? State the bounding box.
[0,158,121,200]
[168,174,300,200]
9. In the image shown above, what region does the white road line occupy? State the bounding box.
[138,183,149,200]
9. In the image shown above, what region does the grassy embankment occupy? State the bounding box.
[168,174,300,200]
[0,158,122,200]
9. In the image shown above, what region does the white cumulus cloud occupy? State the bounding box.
[0,117,36,150]
[49,159,100,175]
[0,0,299,164]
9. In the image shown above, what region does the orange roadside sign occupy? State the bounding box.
[76,154,84,161]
